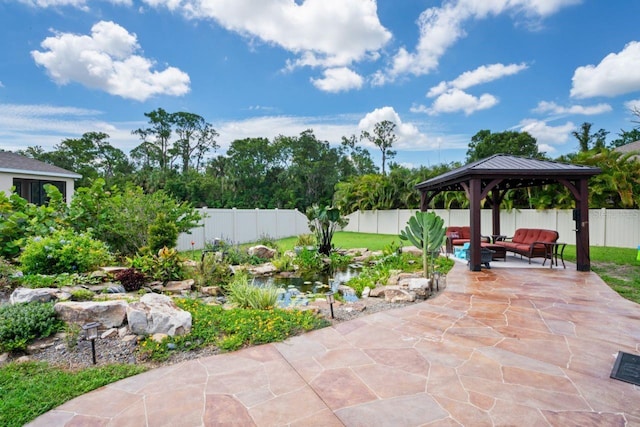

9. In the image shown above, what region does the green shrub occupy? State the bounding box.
[272,254,296,272]
[114,268,147,292]
[70,289,94,301]
[0,302,63,352]
[194,253,233,291]
[19,229,113,275]
[148,213,178,253]
[0,257,18,288]
[128,247,185,283]
[68,179,201,257]
[0,185,69,260]
[295,248,324,273]
[17,273,100,289]
[294,233,316,247]
[227,272,279,310]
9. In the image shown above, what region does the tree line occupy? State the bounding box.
[15,108,640,212]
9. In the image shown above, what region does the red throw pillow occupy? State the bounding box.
[448,232,459,239]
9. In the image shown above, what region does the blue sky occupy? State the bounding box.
[1,0,640,169]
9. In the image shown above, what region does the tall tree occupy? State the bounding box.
[360,120,397,175]
[609,128,640,148]
[572,122,609,152]
[170,112,219,174]
[338,135,378,177]
[132,108,173,171]
[466,130,542,163]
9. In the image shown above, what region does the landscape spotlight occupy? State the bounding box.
[325,291,335,319]
[82,322,100,365]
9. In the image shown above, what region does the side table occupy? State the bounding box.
[541,242,566,269]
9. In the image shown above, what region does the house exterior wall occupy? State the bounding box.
[0,171,76,204]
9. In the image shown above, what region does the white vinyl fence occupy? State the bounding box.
[177,208,311,251]
[343,209,640,249]
[178,208,640,251]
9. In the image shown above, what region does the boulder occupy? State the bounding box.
[126,294,192,336]
[10,287,58,304]
[164,279,194,294]
[54,300,128,328]
[368,286,387,298]
[249,263,278,276]
[248,245,276,259]
[201,286,221,296]
[383,288,416,303]
[401,246,423,256]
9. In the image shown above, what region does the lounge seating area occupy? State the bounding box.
[446,226,561,266]
[492,228,559,263]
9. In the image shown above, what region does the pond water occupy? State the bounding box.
[251,265,362,307]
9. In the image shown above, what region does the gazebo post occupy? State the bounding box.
[576,178,591,271]
[469,178,482,271]
[491,190,501,236]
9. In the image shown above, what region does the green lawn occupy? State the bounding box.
[0,362,147,427]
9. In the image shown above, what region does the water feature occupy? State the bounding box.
[251,265,363,307]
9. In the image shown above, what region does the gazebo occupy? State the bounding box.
[415,154,601,272]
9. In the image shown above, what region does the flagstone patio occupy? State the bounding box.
[28,262,640,426]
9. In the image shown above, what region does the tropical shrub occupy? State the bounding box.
[19,229,113,275]
[0,185,69,259]
[114,268,147,292]
[272,254,296,272]
[127,247,185,283]
[17,273,100,289]
[0,302,63,352]
[0,257,18,288]
[306,205,349,255]
[69,179,201,257]
[193,253,233,291]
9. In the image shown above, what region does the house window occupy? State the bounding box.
[13,178,66,205]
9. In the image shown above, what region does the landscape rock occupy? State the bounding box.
[249,263,278,276]
[401,246,423,257]
[101,328,118,339]
[164,279,194,294]
[54,300,128,328]
[387,272,421,286]
[0,352,9,365]
[201,286,221,296]
[10,287,58,304]
[383,288,416,303]
[248,245,277,259]
[368,286,387,298]
[361,286,371,298]
[126,293,192,336]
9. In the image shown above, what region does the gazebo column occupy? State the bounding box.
[469,178,482,271]
[491,190,501,236]
[576,178,591,271]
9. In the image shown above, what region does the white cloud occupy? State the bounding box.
[0,103,141,153]
[375,0,579,84]
[427,63,528,97]
[571,41,640,99]
[310,67,363,93]
[517,118,575,152]
[146,0,391,72]
[31,21,190,101]
[624,99,640,112]
[533,101,612,115]
[357,106,441,150]
[16,0,89,9]
[425,89,498,116]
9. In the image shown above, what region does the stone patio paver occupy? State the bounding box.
[27,263,640,426]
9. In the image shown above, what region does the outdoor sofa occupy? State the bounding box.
[445,226,489,254]
[492,228,559,263]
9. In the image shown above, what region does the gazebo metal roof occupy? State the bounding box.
[416,154,600,194]
[415,154,601,272]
